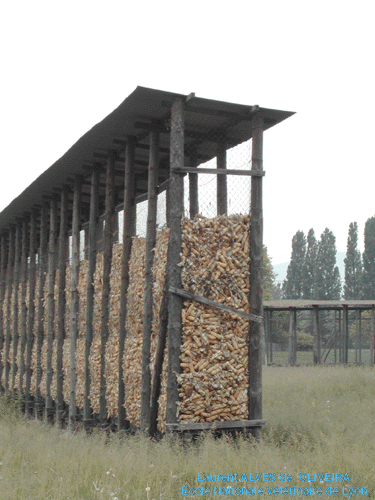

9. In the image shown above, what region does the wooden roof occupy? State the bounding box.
[0,86,294,235]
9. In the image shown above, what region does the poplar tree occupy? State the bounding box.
[302,228,317,299]
[282,230,306,299]
[315,228,341,300]
[344,222,362,300]
[361,216,375,299]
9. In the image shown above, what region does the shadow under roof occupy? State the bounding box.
[0,86,295,233]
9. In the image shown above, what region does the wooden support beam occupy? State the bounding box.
[343,305,349,364]
[312,305,320,365]
[118,138,135,429]
[35,202,48,418]
[99,151,115,424]
[169,287,262,323]
[269,310,273,363]
[84,169,99,423]
[18,219,28,394]
[370,306,374,365]
[0,236,7,388]
[69,176,81,428]
[288,308,297,365]
[45,196,57,420]
[248,112,264,440]
[166,97,185,425]
[140,131,159,433]
[11,221,22,392]
[217,138,227,216]
[4,227,15,392]
[56,186,68,425]
[25,209,36,414]
[189,149,199,219]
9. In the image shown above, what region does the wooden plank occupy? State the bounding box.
[11,221,22,392]
[169,286,262,324]
[166,97,185,425]
[69,176,81,428]
[45,196,57,419]
[56,186,68,425]
[35,202,48,418]
[140,130,159,433]
[216,138,227,216]
[18,219,28,394]
[25,209,36,414]
[343,305,349,364]
[118,138,135,429]
[172,167,265,176]
[84,168,99,422]
[312,305,320,365]
[99,151,115,423]
[248,112,264,440]
[166,419,266,432]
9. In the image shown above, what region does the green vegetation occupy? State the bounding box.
[1,366,375,499]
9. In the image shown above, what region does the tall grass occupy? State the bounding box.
[0,366,374,499]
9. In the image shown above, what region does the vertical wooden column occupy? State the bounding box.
[118,139,135,429]
[269,310,273,363]
[140,131,159,433]
[25,209,36,413]
[343,305,349,364]
[312,305,320,365]
[166,97,185,426]
[288,308,297,365]
[45,196,57,420]
[0,235,7,389]
[358,310,362,364]
[355,310,359,364]
[217,137,227,216]
[248,112,263,438]
[370,306,374,365]
[334,310,337,364]
[338,309,342,364]
[19,219,28,394]
[69,176,81,428]
[11,221,21,392]
[5,228,15,392]
[84,168,99,424]
[36,202,48,417]
[99,151,115,424]
[189,148,199,218]
[56,186,68,425]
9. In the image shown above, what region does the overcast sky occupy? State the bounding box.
[1,1,374,265]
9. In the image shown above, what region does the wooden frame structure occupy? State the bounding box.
[0,87,294,435]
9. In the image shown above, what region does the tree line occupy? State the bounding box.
[278,216,375,300]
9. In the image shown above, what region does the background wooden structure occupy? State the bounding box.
[0,87,293,434]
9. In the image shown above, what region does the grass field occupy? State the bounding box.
[0,365,374,499]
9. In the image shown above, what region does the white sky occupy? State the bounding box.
[1,1,374,265]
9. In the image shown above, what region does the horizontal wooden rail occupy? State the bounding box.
[172,167,266,176]
[166,419,266,432]
[169,286,263,324]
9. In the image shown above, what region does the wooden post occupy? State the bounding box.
[189,148,199,218]
[334,310,337,364]
[140,131,159,433]
[118,138,135,429]
[45,196,57,420]
[5,228,15,392]
[83,168,99,424]
[18,219,28,395]
[370,306,374,365]
[25,209,36,414]
[269,310,273,363]
[56,186,68,425]
[355,309,359,364]
[99,151,115,424]
[288,308,297,365]
[166,97,185,426]
[0,235,7,389]
[11,221,21,392]
[69,176,81,428]
[35,202,48,417]
[312,305,320,365]
[217,136,227,216]
[343,305,349,364]
[338,309,342,364]
[248,112,263,439]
